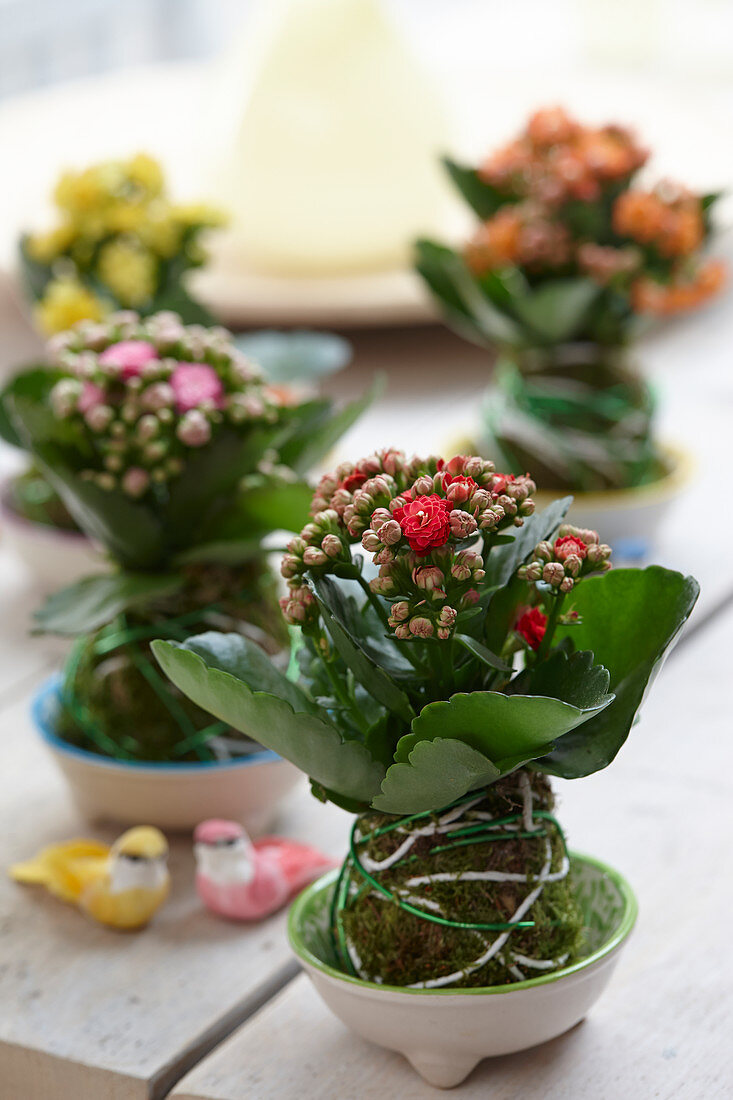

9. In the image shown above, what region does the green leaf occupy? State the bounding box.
[397,687,611,769]
[233,330,352,384]
[152,637,385,804]
[372,737,500,814]
[202,475,313,544]
[536,566,699,778]
[415,240,522,346]
[35,572,184,635]
[173,538,264,565]
[454,633,513,673]
[278,376,383,476]
[177,632,314,713]
[511,279,601,344]
[310,576,415,723]
[509,649,612,710]
[442,158,508,219]
[152,280,216,325]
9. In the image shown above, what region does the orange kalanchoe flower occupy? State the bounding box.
[465,204,571,275]
[631,259,727,315]
[613,186,705,258]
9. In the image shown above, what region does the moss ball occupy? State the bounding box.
[335,770,584,988]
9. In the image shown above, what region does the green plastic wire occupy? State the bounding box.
[60,597,247,763]
[330,796,569,976]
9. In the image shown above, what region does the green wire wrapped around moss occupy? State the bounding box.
[333,770,584,988]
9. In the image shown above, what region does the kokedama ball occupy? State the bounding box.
[335,770,584,989]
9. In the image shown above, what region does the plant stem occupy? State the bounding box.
[536,594,565,663]
[323,658,369,735]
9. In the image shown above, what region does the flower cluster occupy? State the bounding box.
[280,452,536,640]
[517,525,612,594]
[24,153,225,335]
[46,311,277,497]
[478,106,647,207]
[461,106,725,317]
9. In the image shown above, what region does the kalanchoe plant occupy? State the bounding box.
[416,107,726,492]
[153,449,698,986]
[0,311,371,762]
[20,153,224,334]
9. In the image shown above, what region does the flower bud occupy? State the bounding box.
[370,575,396,595]
[176,410,211,447]
[362,530,381,553]
[136,414,160,441]
[321,534,343,559]
[449,510,478,538]
[50,378,82,418]
[122,466,150,498]
[438,605,457,629]
[543,562,565,586]
[389,601,410,623]
[413,565,445,591]
[141,381,174,411]
[281,554,302,579]
[409,616,434,638]
[370,507,392,529]
[85,404,114,433]
[374,547,395,565]
[563,554,583,577]
[535,541,554,561]
[303,547,328,567]
[559,576,575,593]
[413,475,434,495]
[394,623,411,640]
[376,519,402,546]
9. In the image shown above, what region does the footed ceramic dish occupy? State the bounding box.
[288,856,637,1089]
[33,676,302,833]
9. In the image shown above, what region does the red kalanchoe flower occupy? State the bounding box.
[340,469,369,494]
[392,493,451,556]
[554,535,588,561]
[443,473,479,504]
[515,607,547,650]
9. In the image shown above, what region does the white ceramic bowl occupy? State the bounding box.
[1,481,101,590]
[289,857,637,1089]
[33,676,302,833]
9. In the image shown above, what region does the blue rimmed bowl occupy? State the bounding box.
[289,856,637,1088]
[33,676,302,833]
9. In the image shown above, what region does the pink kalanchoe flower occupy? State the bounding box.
[98,340,158,379]
[171,362,224,413]
[78,382,106,414]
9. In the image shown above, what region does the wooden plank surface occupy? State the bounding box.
[0,658,350,1100]
[170,605,733,1099]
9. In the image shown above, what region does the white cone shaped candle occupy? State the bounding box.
[212,0,449,276]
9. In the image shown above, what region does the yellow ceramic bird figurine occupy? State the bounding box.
[9,826,170,930]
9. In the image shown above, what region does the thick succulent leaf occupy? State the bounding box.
[372,737,501,815]
[509,649,612,710]
[536,566,699,778]
[415,240,522,346]
[310,576,414,722]
[152,280,217,325]
[0,367,65,447]
[397,688,612,767]
[202,475,313,544]
[152,636,385,803]
[441,158,509,219]
[277,376,382,475]
[454,633,513,673]
[173,538,264,565]
[233,330,352,384]
[511,279,601,344]
[34,572,184,636]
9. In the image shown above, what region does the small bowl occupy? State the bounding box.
[0,480,101,590]
[289,855,637,1088]
[33,676,302,833]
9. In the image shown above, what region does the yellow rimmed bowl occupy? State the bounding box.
[288,854,637,1089]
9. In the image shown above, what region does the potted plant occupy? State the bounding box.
[415,107,725,552]
[2,153,226,581]
[152,447,697,1085]
[1,310,372,831]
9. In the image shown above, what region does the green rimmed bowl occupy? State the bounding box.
[288,852,637,1089]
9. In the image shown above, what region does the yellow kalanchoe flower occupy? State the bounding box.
[97,239,158,307]
[25,224,76,265]
[35,277,108,335]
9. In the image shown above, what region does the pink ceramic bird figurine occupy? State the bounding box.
[193,820,335,921]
